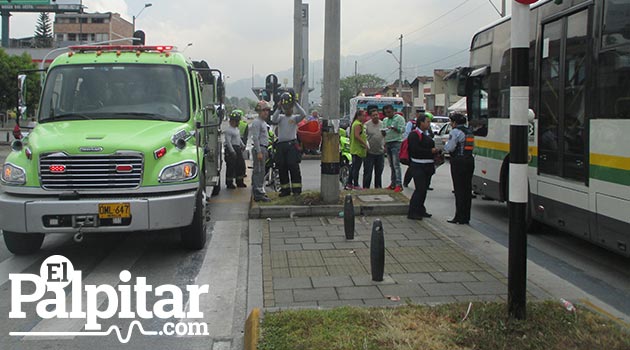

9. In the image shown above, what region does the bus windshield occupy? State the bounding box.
[39,64,190,122]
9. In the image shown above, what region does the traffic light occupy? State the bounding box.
[264,74,279,103]
[133,30,145,45]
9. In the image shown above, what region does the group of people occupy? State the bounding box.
[406,111,475,224]
[225,98,476,225]
[224,92,307,202]
[344,105,475,224]
[346,104,407,191]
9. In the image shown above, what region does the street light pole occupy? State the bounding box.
[182,42,193,52]
[132,3,152,32]
[386,35,403,96]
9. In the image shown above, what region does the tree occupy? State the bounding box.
[339,74,386,114]
[0,49,41,119]
[34,13,53,48]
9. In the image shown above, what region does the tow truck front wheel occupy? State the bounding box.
[3,231,44,255]
[181,177,208,250]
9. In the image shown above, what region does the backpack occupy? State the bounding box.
[399,129,422,165]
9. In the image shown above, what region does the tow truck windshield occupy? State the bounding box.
[39,64,190,122]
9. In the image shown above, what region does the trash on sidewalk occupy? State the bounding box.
[461,302,473,322]
[560,298,576,313]
[385,295,401,302]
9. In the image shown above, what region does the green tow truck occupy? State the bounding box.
[0,45,224,254]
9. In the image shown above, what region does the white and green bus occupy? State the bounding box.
[457,0,630,256]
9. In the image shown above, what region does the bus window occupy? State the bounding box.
[468,73,489,136]
[599,0,630,119]
[602,0,630,49]
[539,19,563,176]
[563,10,588,181]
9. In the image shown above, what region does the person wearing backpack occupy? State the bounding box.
[407,114,439,220]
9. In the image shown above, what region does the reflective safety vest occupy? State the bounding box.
[455,125,474,156]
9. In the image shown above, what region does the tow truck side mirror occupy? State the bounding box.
[17,74,27,119]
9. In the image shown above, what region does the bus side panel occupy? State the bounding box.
[590,119,630,254]
[534,180,590,239]
[472,118,509,199]
[595,193,630,255]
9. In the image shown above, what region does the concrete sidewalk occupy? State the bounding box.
[254,215,550,308]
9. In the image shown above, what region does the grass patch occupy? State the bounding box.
[258,302,630,350]
[257,188,409,206]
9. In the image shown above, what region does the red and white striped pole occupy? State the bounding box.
[508,0,535,320]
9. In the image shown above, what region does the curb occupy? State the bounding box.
[244,308,261,350]
[249,202,408,219]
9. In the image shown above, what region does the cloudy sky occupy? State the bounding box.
[6,0,513,81]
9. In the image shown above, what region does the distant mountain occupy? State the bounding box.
[225,43,469,104]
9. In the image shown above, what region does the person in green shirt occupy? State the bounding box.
[383,104,406,192]
[346,109,369,189]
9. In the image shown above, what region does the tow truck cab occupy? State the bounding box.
[0,45,224,254]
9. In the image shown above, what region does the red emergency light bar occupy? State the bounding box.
[68,45,174,53]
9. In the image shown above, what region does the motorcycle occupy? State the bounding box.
[339,128,351,186]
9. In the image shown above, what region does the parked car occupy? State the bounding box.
[431,115,449,129]
[433,123,452,157]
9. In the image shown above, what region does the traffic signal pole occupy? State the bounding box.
[508,0,533,320]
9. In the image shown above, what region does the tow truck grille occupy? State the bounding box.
[39,153,143,190]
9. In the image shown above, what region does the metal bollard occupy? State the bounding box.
[343,194,354,240]
[370,219,385,282]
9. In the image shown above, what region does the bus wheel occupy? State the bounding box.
[3,231,44,255]
[181,176,208,250]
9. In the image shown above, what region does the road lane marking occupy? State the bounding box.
[180,220,242,338]
[23,236,146,340]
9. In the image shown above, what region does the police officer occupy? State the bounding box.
[272,92,307,196]
[444,113,475,224]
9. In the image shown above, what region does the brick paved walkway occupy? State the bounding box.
[262,215,515,308]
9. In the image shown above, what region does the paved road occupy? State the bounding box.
[0,144,251,349]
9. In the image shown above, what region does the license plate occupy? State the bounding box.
[98,203,131,219]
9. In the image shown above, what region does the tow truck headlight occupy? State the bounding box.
[2,163,26,185]
[158,161,197,183]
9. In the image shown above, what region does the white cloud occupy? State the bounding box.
[3,0,508,80]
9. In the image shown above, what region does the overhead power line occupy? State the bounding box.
[405,0,473,37]
[405,48,469,70]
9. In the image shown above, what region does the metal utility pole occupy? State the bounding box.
[320,0,341,204]
[1,11,10,48]
[301,3,310,109]
[398,34,403,94]
[293,0,303,100]
[354,60,358,96]
[508,0,533,320]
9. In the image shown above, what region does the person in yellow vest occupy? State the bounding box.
[346,109,369,190]
[236,110,249,145]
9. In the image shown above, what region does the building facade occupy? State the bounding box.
[54,12,133,47]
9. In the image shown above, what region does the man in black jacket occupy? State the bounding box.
[407,114,440,220]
